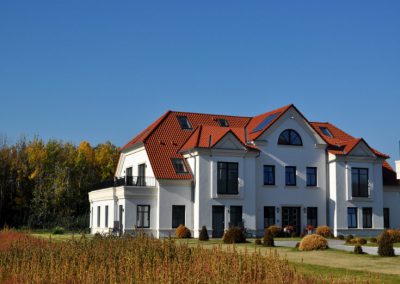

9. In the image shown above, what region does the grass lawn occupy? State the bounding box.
[175,238,400,283]
[31,232,93,241]
[357,242,400,248]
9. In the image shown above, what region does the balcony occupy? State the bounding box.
[93,176,156,190]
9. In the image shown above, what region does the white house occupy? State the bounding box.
[89,104,400,238]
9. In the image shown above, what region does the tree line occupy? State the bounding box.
[0,137,119,230]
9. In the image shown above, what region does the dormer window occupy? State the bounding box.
[177,116,192,130]
[217,118,229,127]
[172,158,188,173]
[278,129,303,146]
[320,127,333,138]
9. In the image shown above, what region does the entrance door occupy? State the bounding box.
[212,206,225,238]
[282,207,301,236]
[137,164,146,186]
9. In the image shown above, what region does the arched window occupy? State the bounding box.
[278,129,303,146]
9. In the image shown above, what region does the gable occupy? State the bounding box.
[348,141,376,157]
[213,132,247,150]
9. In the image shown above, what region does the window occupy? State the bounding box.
[319,127,334,138]
[306,167,317,187]
[229,206,243,227]
[263,165,275,185]
[217,162,239,194]
[362,207,372,228]
[172,205,185,228]
[285,166,296,186]
[97,206,101,227]
[384,208,390,229]
[264,206,275,228]
[347,207,358,228]
[352,168,369,197]
[217,118,229,127]
[126,167,133,186]
[278,129,303,146]
[105,205,109,228]
[307,207,318,228]
[177,116,192,130]
[251,112,281,133]
[137,205,150,228]
[172,158,188,173]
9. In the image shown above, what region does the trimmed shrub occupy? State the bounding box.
[336,234,345,240]
[263,229,274,247]
[316,226,333,238]
[370,237,378,243]
[222,227,246,244]
[353,237,367,245]
[378,230,395,257]
[345,235,354,243]
[267,225,283,237]
[290,232,297,238]
[299,234,328,251]
[199,226,209,241]
[176,225,191,239]
[52,226,65,235]
[255,239,262,245]
[387,229,400,243]
[300,233,305,238]
[295,242,300,249]
[354,245,363,254]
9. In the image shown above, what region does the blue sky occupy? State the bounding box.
[1,1,399,165]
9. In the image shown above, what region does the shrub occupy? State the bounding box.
[295,242,300,248]
[345,235,354,243]
[176,225,191,239]
[300,233,305,238]
[370,237,378,243]
[378,230,395,257]
[337,234,344,240]
[316,226,333,238]
[353,237,367,245]
[222,227,246,244]
[267,225,283,237]
[354,245,363,254]
[290,232,297,238]
[52,226,65,235]
[263,229,274,247]
[199,226,209,241]
[387,229,400,243]
[299,234,328,251]
[255,239,262,245]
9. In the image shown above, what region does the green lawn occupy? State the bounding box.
[175,238,400,283]
[31,232,93,241]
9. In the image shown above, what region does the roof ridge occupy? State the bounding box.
[169,110,252,119]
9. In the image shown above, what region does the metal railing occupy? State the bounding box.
[93,176,156,190]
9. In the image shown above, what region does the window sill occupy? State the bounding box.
[284,185,298,189]
[216,194,241,199]
[263,184,277,188]
[350,197,372,202]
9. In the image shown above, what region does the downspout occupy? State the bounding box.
[325,150,330,230]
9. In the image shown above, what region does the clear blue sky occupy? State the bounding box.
[1,1,399,165]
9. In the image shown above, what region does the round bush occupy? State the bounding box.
[295,242,300,248]
[378,230,395,257]
[299,234,328,251]
[222,227,246,244]
[337,235,345,240]
[267,225,283,237]
[316,226,333,238]
[199,226,209,241]
[353,237,367,245]
[345,235,354,243]
[263,229,274,247]
[387,229,400,243]
[354,245,363,254]
[52,226,65,235]
[176,225,191,239]
[369,237,378,243]
[255,239,262,245]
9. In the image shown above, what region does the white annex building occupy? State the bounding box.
[89,105,400,238]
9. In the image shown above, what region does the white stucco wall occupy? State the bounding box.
[116,145,155,178]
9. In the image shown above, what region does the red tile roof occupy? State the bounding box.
[121,105,394,183]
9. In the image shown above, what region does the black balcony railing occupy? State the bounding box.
[93,176,156,190]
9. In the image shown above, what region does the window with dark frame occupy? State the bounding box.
[137,205,150,228]
[177,116,192,130]
[229,206,243,227]
[264,206,275,228]
[172,205,185,228]
[384,208,390,229]
[285,166,296,186]
[306,167,317,187]
[217,118,229,127]
[362,207,372,228]
[319,127,334,138]
[347,207,358,228]
[217,162,239,194]
[105,205,109,228]
[97,206,101,227]
[307,207,318,228]
[263,165,275,185]
[278,129,303,146]
[172,158,188,173]
[352,168,369,197]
